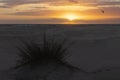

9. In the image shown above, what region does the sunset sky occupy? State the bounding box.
[0,0,120,24]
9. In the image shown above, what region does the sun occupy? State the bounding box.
[64,13,78,21]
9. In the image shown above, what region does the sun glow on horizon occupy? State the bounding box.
[63,13,79,21]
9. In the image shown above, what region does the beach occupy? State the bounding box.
[0,24,120,80]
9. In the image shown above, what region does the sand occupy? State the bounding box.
[0,24,120,80]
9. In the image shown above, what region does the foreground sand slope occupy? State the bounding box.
[0,25,120,80]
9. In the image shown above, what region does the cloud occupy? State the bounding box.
[96,2,120,8]
[0,0,120,9]
[0,0,120,7]
[9,10,53,16]
[0,17,120,24]
[68,0,78,3]
[0,0,66,7]
[0,18,67,24]
[75,18,120,24]
[0,2,98,15]
[0,2,8,8]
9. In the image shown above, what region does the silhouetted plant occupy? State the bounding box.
[15,34,76,69]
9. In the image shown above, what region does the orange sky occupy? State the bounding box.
[0,0,120,24]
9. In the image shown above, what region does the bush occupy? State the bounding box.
[15,35,71,69]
